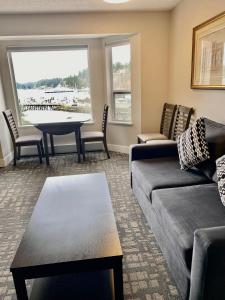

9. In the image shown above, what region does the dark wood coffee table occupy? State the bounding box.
[10,173,123,300]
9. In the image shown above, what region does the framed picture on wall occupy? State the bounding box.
[191,11,225,89]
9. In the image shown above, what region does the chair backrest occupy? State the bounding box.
[171,105,194,140]
[2,109,19,143]
[160,103,177,139]
[102,104,109,136]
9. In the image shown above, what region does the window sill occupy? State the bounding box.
[109,121,133,126]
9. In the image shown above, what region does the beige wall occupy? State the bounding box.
[0,12,170,155]
[169,0,225,122]
[0,70,11,166]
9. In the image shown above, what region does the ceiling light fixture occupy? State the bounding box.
[104,0,130,4]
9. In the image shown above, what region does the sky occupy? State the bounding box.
[112,44,130,65]
[11,49,88,83]
[11,44,131,84]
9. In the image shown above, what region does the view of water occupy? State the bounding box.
[17,88,92,125]
[17,88,90,105]
[17,88,131,125]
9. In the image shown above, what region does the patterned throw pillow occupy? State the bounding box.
[177,118,210,170]
[216,155,225,206]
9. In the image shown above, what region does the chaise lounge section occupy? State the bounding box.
[130,118,225,300]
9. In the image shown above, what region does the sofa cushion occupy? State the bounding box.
[177,118,210,170]
[151,184,225,271]
[197,118,225,179]
[132,157,210,200]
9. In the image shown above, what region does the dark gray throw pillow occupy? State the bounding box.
[177,118,210,170]
[216,155,225,206]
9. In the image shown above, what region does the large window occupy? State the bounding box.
[9,47,91,125]
[106,43,132,123]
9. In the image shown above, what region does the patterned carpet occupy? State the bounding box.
[0,152,180,300]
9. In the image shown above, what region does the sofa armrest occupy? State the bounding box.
[129,142,178,162]
[190,226,225,300]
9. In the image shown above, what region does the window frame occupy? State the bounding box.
[105,40,132,125]
[7,45,93,127]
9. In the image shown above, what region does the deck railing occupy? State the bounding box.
[21,104,61,112]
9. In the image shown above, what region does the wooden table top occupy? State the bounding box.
[11,173,122,271]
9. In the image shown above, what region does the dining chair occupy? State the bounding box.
[137,103,177,143]
[170,105,194,140]
[2,109,44,166]
[145,105,194,145]
[81,104,110,160]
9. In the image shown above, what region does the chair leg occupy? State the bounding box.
[50,134,55,156]
[82,141,86,161]
[37,144,42,164]
[17,146,21,160]
[103,138,110,159]
[13,145,17,166]
[40,140,45,157]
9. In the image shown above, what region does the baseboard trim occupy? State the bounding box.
[0,142,129,167]
[20,142,103,156]
[20,143,130,155]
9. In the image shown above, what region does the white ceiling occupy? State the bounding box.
[0,0,182,14]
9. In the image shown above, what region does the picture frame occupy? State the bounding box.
[191,11,225,89]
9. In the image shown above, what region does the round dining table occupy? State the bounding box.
[24,111,90,165]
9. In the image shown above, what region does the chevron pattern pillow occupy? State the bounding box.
[216,155,225,206]
[177,118,210,170]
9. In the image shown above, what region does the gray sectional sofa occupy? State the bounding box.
[130,118,225,300]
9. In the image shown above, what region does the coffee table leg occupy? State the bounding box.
[43,133,50,165]
[12,273,28,300]
[113,260,124,300]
